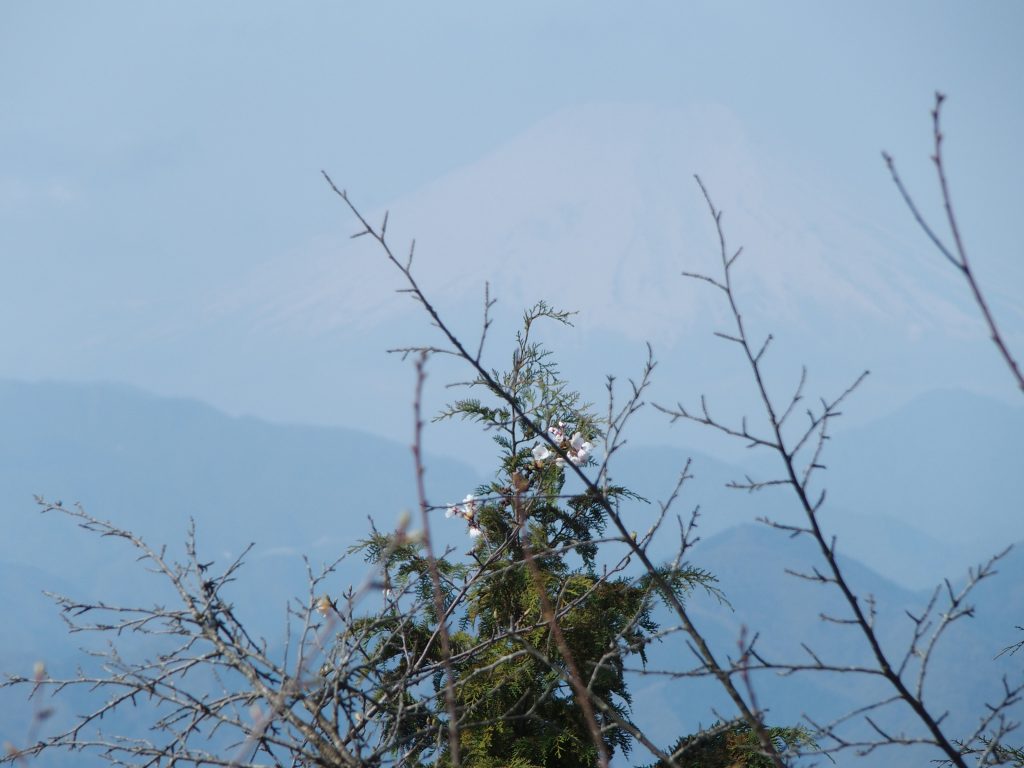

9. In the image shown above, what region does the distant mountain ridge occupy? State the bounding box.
[633,523,1024,768]
[0,378,486,753]
[7,101,1016,447]
[1,379,1020,766]
[2,379,1017,597]
[0,378,482,599]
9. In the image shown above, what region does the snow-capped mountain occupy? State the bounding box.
[224,101,991,345]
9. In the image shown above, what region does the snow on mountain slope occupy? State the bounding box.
[22,100,1012,449]
[221,101,989,347]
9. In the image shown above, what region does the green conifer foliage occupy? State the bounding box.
[645,724,817,768]
[356,305,723,767]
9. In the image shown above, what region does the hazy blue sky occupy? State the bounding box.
[2,2,1022,460]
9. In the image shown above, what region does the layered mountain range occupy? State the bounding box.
[1,379,1019,766]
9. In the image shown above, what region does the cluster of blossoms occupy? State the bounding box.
[446,494,482,538]
[316,595,335,617]
[531,421,593,467]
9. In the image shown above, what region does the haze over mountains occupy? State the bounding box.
[3,4,1022,765]
[638,525,1024,767]
[174,100,1024,451]
[1,379,1019,765]
[238,103,975,338]
[4,94,1023,744]
[4,98,1021,463]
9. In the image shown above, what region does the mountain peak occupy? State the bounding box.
[228,101,981,350]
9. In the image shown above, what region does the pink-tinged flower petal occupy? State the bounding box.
[532,444,551,462]
[316,596,333,616]
[467,525,482,538]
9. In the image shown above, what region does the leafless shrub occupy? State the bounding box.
[2,95,1019,768]
[651,94,1023,765]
